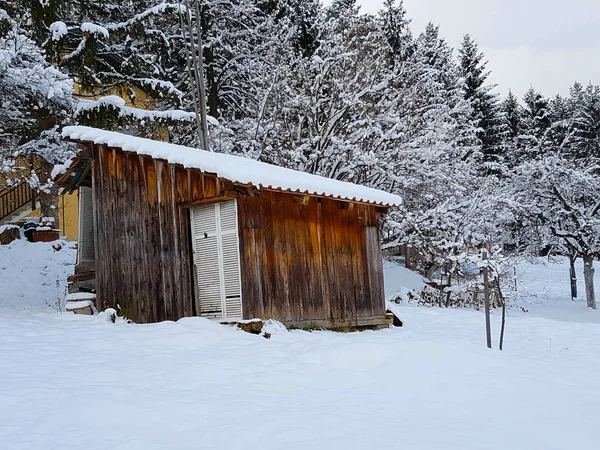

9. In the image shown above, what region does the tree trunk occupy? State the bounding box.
[583,255,596,310]
[39,189,59,229]
[569,254,578,300]
[37,159,60,230]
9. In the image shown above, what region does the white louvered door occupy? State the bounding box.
[77,186,95,263]
[190,200,243,320]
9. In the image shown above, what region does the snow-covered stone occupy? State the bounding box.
[65,299,95,315]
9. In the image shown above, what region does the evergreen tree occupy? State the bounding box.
[518,87,551,159]
[458,34,505,171]
[502,90,521,139]
[288,0,323,58]
[378,0,412,67]
[567,83,600,160]
[500,90,522,167]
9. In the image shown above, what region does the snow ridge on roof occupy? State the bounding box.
[62,126,402,207]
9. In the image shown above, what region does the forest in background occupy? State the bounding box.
[1,0,599,308]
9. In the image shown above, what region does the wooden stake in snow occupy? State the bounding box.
[482,250,492,349]
[495,277,506,351]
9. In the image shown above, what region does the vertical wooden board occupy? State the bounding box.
[143,155,162,322]
[156,160,174,321]
[170,165,190,319]
[294,199,315,320]
[301,199,319,319]
[110,149,123,316]
[269,191,291,321]
[350,204,369,317]
[286,196,310,322]
[365,208,385,316]
[102,147,117,312]
[136,154,153,322]
[202,174,218,199]
[258,192,276,320]
[92,145,107,312]
[178,204,194,318]
[237,196,259,319]
[280,199,297,321]
[115,151,131,319]
[339,205,357,322]
[320,199,342,321]
[126,152,144,320]
[314,200,331,320]
[174,166,188,204]
[188,169,203,203]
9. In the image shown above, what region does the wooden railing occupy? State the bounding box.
[0,181,37,221]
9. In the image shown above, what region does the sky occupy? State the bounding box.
[352,0,600,100]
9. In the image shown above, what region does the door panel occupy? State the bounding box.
[190,200,243,320]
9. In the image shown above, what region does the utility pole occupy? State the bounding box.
[180,0,210,151]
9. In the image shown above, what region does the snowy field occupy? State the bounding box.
[1,241,600,449]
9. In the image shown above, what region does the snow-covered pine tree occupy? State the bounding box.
[500,90,523,167]
[458,34,505,172]
[288,0,323,58]
[517,87,551,159]
[565,83,600,160]
[378,0,412,67]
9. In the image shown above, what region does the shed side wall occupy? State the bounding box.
[237,192,386,325]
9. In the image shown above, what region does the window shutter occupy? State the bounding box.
[78,186,95,263]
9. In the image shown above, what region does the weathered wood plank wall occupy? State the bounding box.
[91,144,386,326]
[237,192,386,327]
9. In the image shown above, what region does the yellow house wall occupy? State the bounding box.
[26,191,79,241]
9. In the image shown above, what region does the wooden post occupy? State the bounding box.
[495,277,506,351]
[482,250,492,349]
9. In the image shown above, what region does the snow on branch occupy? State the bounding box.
[80,23,109,39]
[75,96,197,123]
[49,22,68,41]
[106,3,187,30]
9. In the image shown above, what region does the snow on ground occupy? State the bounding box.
[0,239,76,312]
[1,242,600,449]
[512,257,600,324]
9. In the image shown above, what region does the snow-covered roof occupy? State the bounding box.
[62,126,402,207]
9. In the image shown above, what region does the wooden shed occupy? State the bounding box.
[56,126,402,329]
